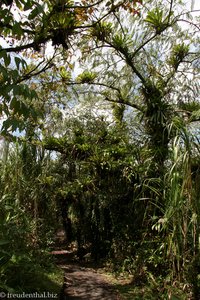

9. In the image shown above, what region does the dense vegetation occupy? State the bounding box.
[0,0,200,298]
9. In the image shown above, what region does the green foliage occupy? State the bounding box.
[76,71,97,83]
[3,253,61,293]
[91,22,113,41]
[145,8,169,34]
[59,66,71,81]
[168,44,189,70]
[112,104,125,124]
[112,34,130,53]
[0,0,199,298]
[0,137,63,292]
[0,48,39,133]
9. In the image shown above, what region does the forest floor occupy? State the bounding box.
[52,248,122,300]
[51,247,189,300]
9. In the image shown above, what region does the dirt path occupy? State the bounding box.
[61,264,121,300]
[52,250,121,300]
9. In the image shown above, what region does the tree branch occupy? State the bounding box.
[63,0,104,9]
[62,80,143,112]
[65,81,121,93]
[0,42,36,53]
[104,96,143,112]
[167,0,174,23]
[103,39,148,86]
[132,33,157,58]
[177,19,200,30]
[16,58,55,84]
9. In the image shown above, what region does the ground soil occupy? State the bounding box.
[52,249,121,300]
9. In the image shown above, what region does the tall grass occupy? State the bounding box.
[162,126,200,287]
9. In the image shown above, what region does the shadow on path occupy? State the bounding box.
[51,245,121,300]
[62,264,120,300]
